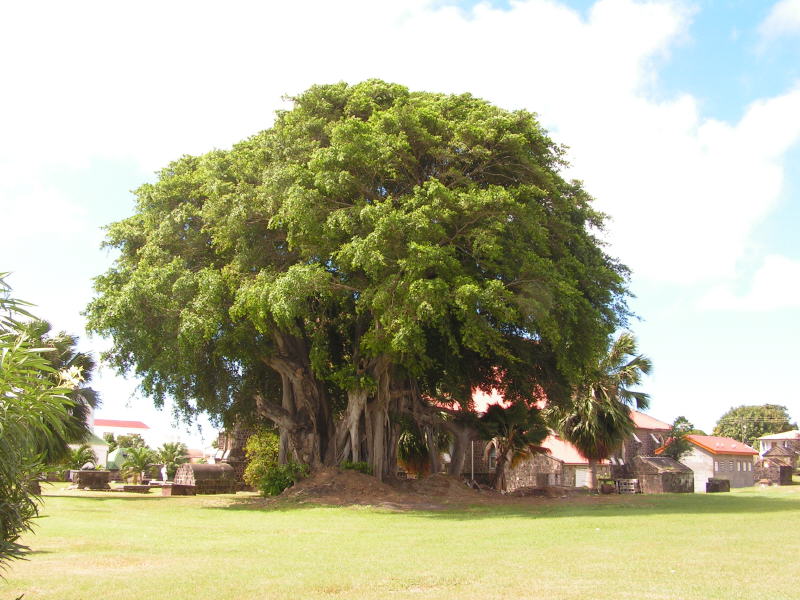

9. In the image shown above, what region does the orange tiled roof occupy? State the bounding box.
[685,434,757,456]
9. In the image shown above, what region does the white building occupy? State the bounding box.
[680,434,758,492]
[757,430,800,458]
[92,418,158,448]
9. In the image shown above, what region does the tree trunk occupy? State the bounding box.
[491,447,509,491]
[336,388,368,463]
[587,458,598,491]
[447,427,471,477]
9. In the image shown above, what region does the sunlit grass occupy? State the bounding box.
[5,483,800,599]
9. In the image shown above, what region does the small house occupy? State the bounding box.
[757,430,800,466]
[630,456,693,493]
[679,435,758,492]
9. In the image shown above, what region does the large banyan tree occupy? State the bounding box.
[86,80,630,479]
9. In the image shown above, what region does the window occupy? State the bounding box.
[631,433,642,443]
[715,461,720,472]
[737,462,741,471]
[729,460,734,471]
[487,446,497,470]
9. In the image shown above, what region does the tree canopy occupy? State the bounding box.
[713,404,795,448]
[86,80,630,478]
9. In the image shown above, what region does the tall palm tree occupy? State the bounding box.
[479,402,549,491]
[22,320,101,464]
[550,332,652,490]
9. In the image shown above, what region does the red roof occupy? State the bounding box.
[630,410,671,431]
[540,434,609,465]
[685,434,757,456]
[93,419,150,430]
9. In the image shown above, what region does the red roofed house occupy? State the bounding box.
[464,433,612,490]
[460,408,680,491]
[680,435,758,492]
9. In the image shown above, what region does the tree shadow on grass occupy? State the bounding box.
[207,489,800,521]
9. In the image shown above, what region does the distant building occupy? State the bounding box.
[757,430,800,463]
[680,435,758,492]
[92,419,156,447]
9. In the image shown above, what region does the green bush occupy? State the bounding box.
[243,428,280,488]
[341,461,372,475]
[259,462,309,496]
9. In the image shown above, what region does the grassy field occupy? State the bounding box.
[5,483,800,600]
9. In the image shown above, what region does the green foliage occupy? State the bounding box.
[65,444,97,470]
[340,461,373,475]
[120,447,156,483]
[258,462,309,496]
[243,428,280,488]
[116,434,147,449]
[713,404,795,447]
[478,402,549,490]
[157,442,188,479]
[20,320,100,465]
[85,80,631,471]
[549,333,651,487]
[0,274,73,567]
[104,433,118,452]
[659,416,696,461]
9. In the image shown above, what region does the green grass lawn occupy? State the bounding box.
[5,484,800,600]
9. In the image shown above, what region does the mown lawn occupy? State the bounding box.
[5,483,800,600]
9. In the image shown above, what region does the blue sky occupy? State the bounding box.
[1,0,799,447]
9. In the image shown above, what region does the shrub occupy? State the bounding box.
[341,461,373,475]
[243,428,280,488]
[259,462,309,496]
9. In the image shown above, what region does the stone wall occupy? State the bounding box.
[755,463,793,485]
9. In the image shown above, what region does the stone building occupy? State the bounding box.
[630,456,693,493]
[458,410,678,492]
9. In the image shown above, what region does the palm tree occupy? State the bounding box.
[120,447,156,484]
[479,402,549,491]
[21,320,101,465]
[550,332,652,490]
[66,444,97,470]
[157,442,188,480]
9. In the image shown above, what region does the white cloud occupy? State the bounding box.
[0,183,88,241]
[759,0,800,42]
[699,254,800,311]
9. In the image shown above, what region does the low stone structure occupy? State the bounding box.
[706,478,730,493]
[162,483,196,496]
[73,470,111,490]
[754,459,793,485]
[630,456,693,494]
[174,463,236,494]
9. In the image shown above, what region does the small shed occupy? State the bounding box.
[631,456,694,493]
[755,457,794,486]
[173,463,236,494]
